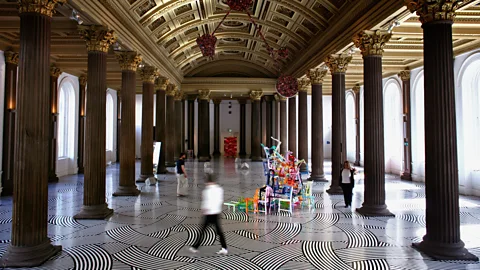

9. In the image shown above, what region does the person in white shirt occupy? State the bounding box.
[340,161,356,208]
[189,173,228,255]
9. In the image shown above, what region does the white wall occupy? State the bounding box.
[106,89,118,164]
[410,67,426,183]
[383,77,403,175]
[218,100,240,154]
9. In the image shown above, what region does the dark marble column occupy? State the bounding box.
[264,95,273,147]
[174,90,184,160]
[77,75,87,174]
[74,25,116,220]
[353,85,361,166]
[155,77,168,174]
[288,95,297,156]
[275,94,288,155]
[187,96,195,156]
[353,30,393,216]
[116,93,121,163]
[197,90,211,162]
[326,54,351,194]
[406,1,477,261]
[113,51,141,196]
[250,90,263,161]
[0,2,65,266]
[212,99,221,157]
[297,79,309,173]
[182,99,186,153]
[137,67,158,183]
[399,70,412,180]
[1,51,18,196]
[238,99,247,158]
[165,84,176,167]
[307,69,328,181]
[48,66,61,183]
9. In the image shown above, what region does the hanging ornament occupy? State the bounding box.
[276,47,289,59]
[196,34,217,57]
[276,75,298,98]
[226,0,254,11]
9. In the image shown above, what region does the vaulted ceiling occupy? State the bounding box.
[0,0,479,96]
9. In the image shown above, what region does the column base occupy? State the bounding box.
[212,151,221,157]
[136,174,155,183]
[412,239,478,261]
[354,161,360,166]
[156,169,169,174]
[326,185,343,194]
[74,203,113,220]
[166,161,176,167]
[309,175,328,182]
[400,172,412,180]
[113,185,140,196]
[198,156,210,162]
[239,152,247,158]
[0,240,61,267]
[78,167,84,174]
[48,173,59,183]
[250,156,262,162]
[356,204,394,217]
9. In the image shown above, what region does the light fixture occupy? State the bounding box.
[70,9,83,25]
[387,20,400,32]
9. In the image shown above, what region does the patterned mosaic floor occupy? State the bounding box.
[1,159,480,269]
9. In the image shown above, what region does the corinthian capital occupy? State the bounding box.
[325,54,352,73]
[274,93,287,102]
[249,90,263,101]
[166,83,177,96]
[5,51,18,65]
[78,25,116,53]
[352,84,360,94]
[155,77,169,90]
[174,89,184,101]
[79,75,87,86]
[398,70,411,81]
[139,66,159,83]
[405,0,461,24]
[115,51,142,71]
[198,89,211,100]
[353,30,391,57]
[50,65,61,77]
[307,68,328,85]
[297,78,310,92]
[19,0,66,17]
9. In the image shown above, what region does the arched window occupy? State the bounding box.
[384,80,403,174]
[57,81,76,158]
[359,88,364,164]
[106,93,114,151]
[412,71,425,180]
[346,92,356,162]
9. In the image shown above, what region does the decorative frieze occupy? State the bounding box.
[198,89,211,100]
[78,25,116,53]
[4,51,19,65]
[249,89,263,101]
[139,66,159,83]
[297,78,310,92]
[307,68,328,85]
[353,30,391,57]
[325,54,352,73]
[405,0,461,24]
[115,51,142,72]
[18,0,66,17]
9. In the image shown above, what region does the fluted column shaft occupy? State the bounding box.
[1,10,62,267]
[265,96,273,147]
[213,100,221,157]
[328,72,346,194]
[165,92,175,166]
[138,81,155,181]
[182,99,186,153]
[239,100,247,157]
[155,88,167,173]
[250,99,262,161]
[48,69,60,183]
[354,88,361,166]
[187,98,195,155]
[1,52,18,196]
[288,96,297,155]
[198,99,210,161]
[310,83,326,181]
[400,74,412,180]
[114,69,139,196]
[279,100,287,155]
[298,90,308,172]
[116,94,121,163]
[77,76,86,174]
[174,98,183,160]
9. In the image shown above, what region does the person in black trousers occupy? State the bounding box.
[340,161,356,207]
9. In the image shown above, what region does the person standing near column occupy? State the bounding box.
[176,152,188,197]
[340,161,356,208]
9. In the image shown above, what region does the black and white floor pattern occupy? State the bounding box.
[0,160,480,269]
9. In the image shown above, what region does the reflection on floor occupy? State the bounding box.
[1,159,480,269]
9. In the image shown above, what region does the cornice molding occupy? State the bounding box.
[182,77,277,85]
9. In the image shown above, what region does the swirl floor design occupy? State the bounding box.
[0,159,480,269]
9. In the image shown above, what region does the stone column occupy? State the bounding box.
[353,30,393,216]
[275,94,288,155]
[0,1,65,267]
[187,96,195,156]
[250,90,263,161]
[399,70,412,180]
[48,66,61,183]
[353,84,361,166]
[264,95,273,147]
[165,84,176,166]
[288,95,297,156]
[77,75,87,174]
[197,89,211,161]
[238,99,247,158]
[116,92,121,163]
[154,78,168,173]
[113,51,142,196]
[174,89,184,160]
[325,54,352,194]
[74,25,116,220]
[212,98,221,157]
[182,98,186,153]
[405,0,477,261]
[307,68,328,181]
[137,66,158,183]
[297,79,310,172]
[1,51,18,196]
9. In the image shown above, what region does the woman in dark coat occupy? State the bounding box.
[340,161,356,207]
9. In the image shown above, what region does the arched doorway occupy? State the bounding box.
[346,91,355,163]
[106,92,115,163]
[412,71,425,181]
[384,79,403,174]
[57,79,77,175]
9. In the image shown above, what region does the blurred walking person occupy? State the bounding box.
[176,153,188,196]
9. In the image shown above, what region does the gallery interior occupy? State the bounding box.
[0,0,480,269]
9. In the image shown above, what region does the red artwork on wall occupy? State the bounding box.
[224,137,238,157]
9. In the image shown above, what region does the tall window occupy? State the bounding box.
[106,93,114,151]
[57,81,75,158]
[384,80,403,173]
[346,93,356,162]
